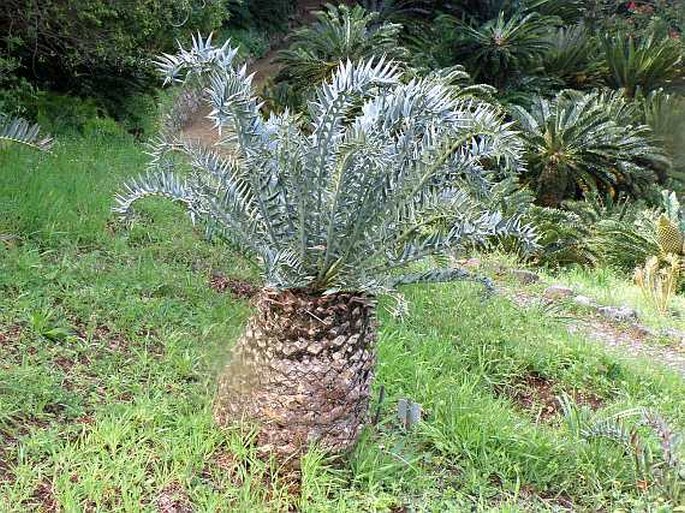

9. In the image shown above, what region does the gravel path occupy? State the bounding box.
[506,287,685,379]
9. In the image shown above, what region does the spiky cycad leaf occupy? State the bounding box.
[0,115,53,151]
[440,9,559,89]
[115,35,525,293]
[542,24,604,89]
[511,89,668,207]
[273,4,409,108]
[602,32,683,97]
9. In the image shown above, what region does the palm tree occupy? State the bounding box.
[511,89,668,207]
[273,4,408,106]
[115,35,526,466]
[0,114,53,151]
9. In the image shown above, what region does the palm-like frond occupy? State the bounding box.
[276,4,409,92]
[602,32,683,97]
[0,114,53,151]
[116,35,525,293]
[510,89,669,207]
[443,9,558,89]
[542,25,604,90]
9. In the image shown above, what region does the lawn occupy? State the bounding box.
[1,135,685,511]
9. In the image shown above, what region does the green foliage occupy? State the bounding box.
[590,211,659,272]
[588,0,684,37]
[634,89,685,185]
[230,0,295,31]
[602,31,683,97]
[116,35,525,293]
[436,9,558,89]
[3,131,685,510]
[523,192,660,270]
[511,89,668,207]
[273,4,408,110]
[445,0,581,24]
[0,53,34,115]
[525,205,598,267]
[561,397,685,502]
[0,0,233,118]
[542,25,605,90]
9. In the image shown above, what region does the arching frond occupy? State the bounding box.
[511,89,669,207]
[0,115,53,151]
[116,35,526,293]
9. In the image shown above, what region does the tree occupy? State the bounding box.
[0,0,232,115]
[115,35,527,466]
[511,89,668,207]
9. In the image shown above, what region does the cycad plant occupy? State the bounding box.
[630,190,685,313]
[0,114,53,151]
[634,254,681,314]
[542,25,604,90]
[511,89,667,207]
[655,190,685,258]
[602,32,683,97]
[272,4,408,109]
[115,35,525,465]
[442,9,557,89]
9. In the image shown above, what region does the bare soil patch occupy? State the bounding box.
[497,372,604,423]
[155,482,192,513]
[209,273,258,299]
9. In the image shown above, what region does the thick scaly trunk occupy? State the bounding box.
[214,289,377,467]
[537,164,569,208]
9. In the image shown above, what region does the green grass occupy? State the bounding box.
[2,136,685,512]
[540,265,685,333]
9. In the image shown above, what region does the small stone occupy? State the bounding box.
[633,324,655,338]
[597,305,638,323]
[308,343,322,355]
[660,327,685,343]
[511,269,540,285]
[573,295,594,307]
[543,285,574,300]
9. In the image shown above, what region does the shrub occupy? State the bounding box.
[435,9,558,90]
[542,25,605,90]
[272,4,408,110]
[115,35,527,467]
[0,0,233,118]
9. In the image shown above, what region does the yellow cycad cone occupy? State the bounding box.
[657,215,684,255]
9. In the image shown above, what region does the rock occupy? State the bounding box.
[573,295,595,307]
[597,305,638,323]
[633,324,655,338]
[511,269,540,285]
[543,285,574,300]
[660,327,685,343]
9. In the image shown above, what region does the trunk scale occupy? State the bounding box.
[214,289,377,467]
